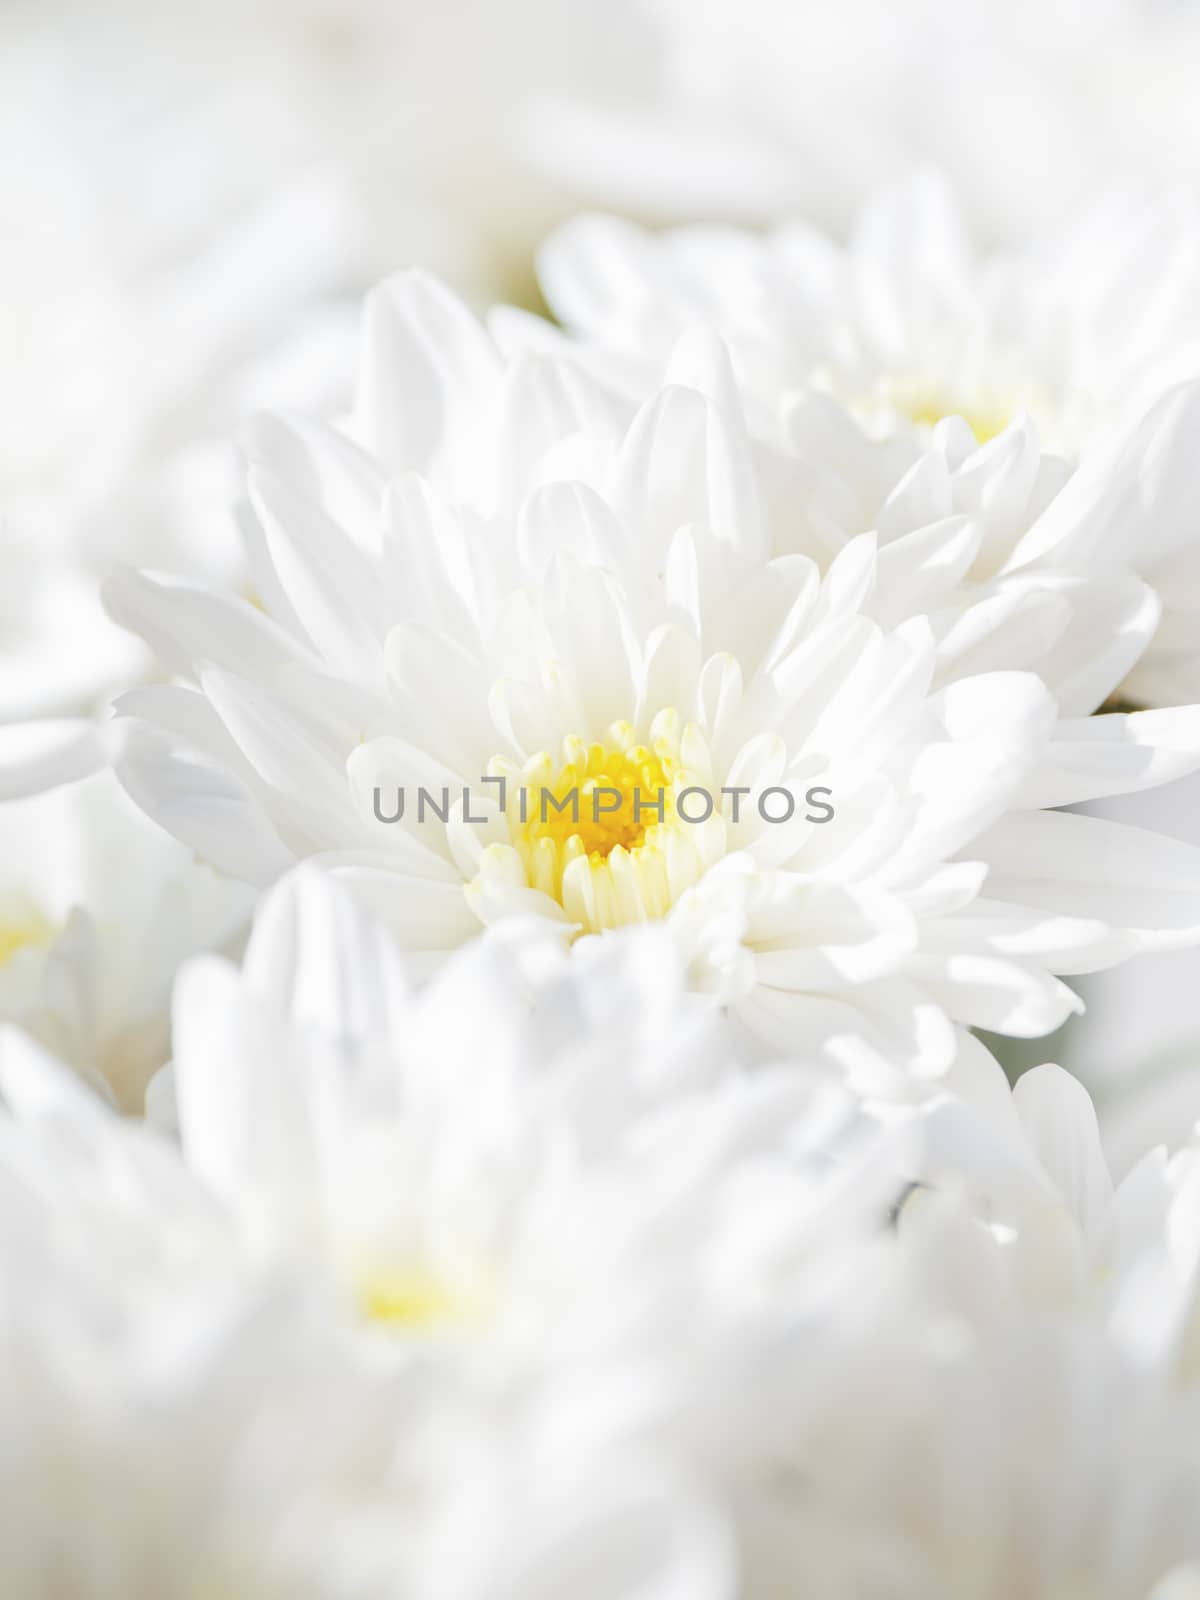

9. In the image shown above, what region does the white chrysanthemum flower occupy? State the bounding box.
[541,178,1200,459]
[525,0,1200,245]
[0,872,904,1596]
[106,274,1200,1083]
[383,1077,1200,1600]
[5,869,1200,1598]
[0,769,251,1111]
[538,181,1200,705]
[0,867,889,1344]
[411,1095,1200,1600]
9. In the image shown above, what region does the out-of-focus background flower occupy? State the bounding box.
[527,0,1200,243]
[10,0,1200,717]
[6,0,1200,1137]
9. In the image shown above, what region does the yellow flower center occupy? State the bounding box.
[0,900,57,968]
[900,394,1009,445]
[476,710,725,935]
[871,374,1011,444]
[522,728,676,861]
[358,1263,492,1331]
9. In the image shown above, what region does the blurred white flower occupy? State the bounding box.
[0,866,890,1341]
[0,769,251,1111]
[525,0,1200,245]
[0,869,903,1596]
[421,1309,1200,1600]
[105,274,1200,1084]
[418,1087,1200,1599]
[541,178,1200,459]
[0,0,619,718]
[4,868,1200,1597]
[538,180,1200,705]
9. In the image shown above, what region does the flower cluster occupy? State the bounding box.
[8,6,1200,1592]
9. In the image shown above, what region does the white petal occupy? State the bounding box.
[0,719,116,801]
[1011,1063,1115,1241]
[1018,707,1200,810]
[977,811,1200,946]
[355,269,501,483]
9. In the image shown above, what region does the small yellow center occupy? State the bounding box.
[358,1263,490,1331]
[0,900,57,968]
[901,394,1009,445]
[870,374,1011,445]
[476,710,725,935]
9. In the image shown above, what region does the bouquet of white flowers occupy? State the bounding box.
[6,3,1200,1594]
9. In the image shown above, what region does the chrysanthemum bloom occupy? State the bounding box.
[0,872,894,1593]
[5,871,1200,1600]
[0,869,886,1340]
[413,1057,1200,1599]
[108,274,1200,1084]
[541,178,1200,455]
[411,1214,1200,1600]
[538,178,1200,706]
